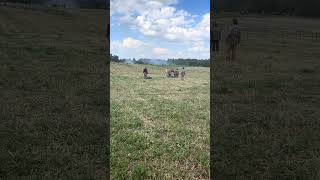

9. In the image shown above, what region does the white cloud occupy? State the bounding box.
[111,0,210,59]
[118,15,136,25]
[111,37,144,49]
[123,38,144,48]
[153,48,169,55]
[152,0,178,5]
[133,8,209,42]
[112,38,181,59]
[111,0,179,16]
[188,41,209,53]
[112,38,209,59]
[111,0,208,42]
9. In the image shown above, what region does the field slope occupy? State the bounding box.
[111,63,210,179]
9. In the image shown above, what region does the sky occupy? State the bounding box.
[110,0,210,60]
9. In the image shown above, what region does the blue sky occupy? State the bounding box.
[110,0,210,60]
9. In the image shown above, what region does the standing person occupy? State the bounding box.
[176,68,179,78]
[226,18,241,61]
[181,67,185,80]
[170,70,175,78]
[143,67,148,79]
[212,22,222,59]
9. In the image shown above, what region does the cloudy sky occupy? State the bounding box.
[110,0,210,60]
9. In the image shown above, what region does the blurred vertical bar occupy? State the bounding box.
[106,0,110,179]
[210,0,214,179]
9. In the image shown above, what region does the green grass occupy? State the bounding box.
[212,15,320,179]
[111,64,210,179]
[0,6,108,178]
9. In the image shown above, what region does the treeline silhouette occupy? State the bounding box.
[110,54,210,67]
[110,54,125,63]
[213,0,320,17]
[167,58,210,67]
[1,0,108,9]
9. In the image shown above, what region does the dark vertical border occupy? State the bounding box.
[210,0,214,179]
[209,1,320,179]
[105,0,110,179]
[1,2,111,178]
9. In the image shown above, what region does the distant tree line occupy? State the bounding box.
[1,0,107,9]
[133,58,146,64]
[110,54,125,63]
[109,55,148,64]
[110,54,210,67]
[213,0,320,17]
[167,58,210,67]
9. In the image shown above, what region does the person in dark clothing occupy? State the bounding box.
[212,22,221,54]
[143,67,148,79]
[226,18,241,61]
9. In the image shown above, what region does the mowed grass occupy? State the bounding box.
[0,7,108,178]
[111,63,210,179]
[212,15,320,179]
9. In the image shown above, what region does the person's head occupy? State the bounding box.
[233,18,238,25]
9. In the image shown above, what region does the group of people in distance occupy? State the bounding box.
[143,67,186,80]
[211,18,241,61]
[166,67,185,80]
[167,68,179,78]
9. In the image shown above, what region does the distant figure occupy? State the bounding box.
[176,68,179,78]
[171,70,175,77]
[226,18,241,61]
[181,67,185,80]
[143,67,148,79]
[212,22,222,56]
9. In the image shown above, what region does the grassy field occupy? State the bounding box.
[111,63,210,179]
[211,15,320,179]
[3,5,320,179]
[0,6,108,178]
